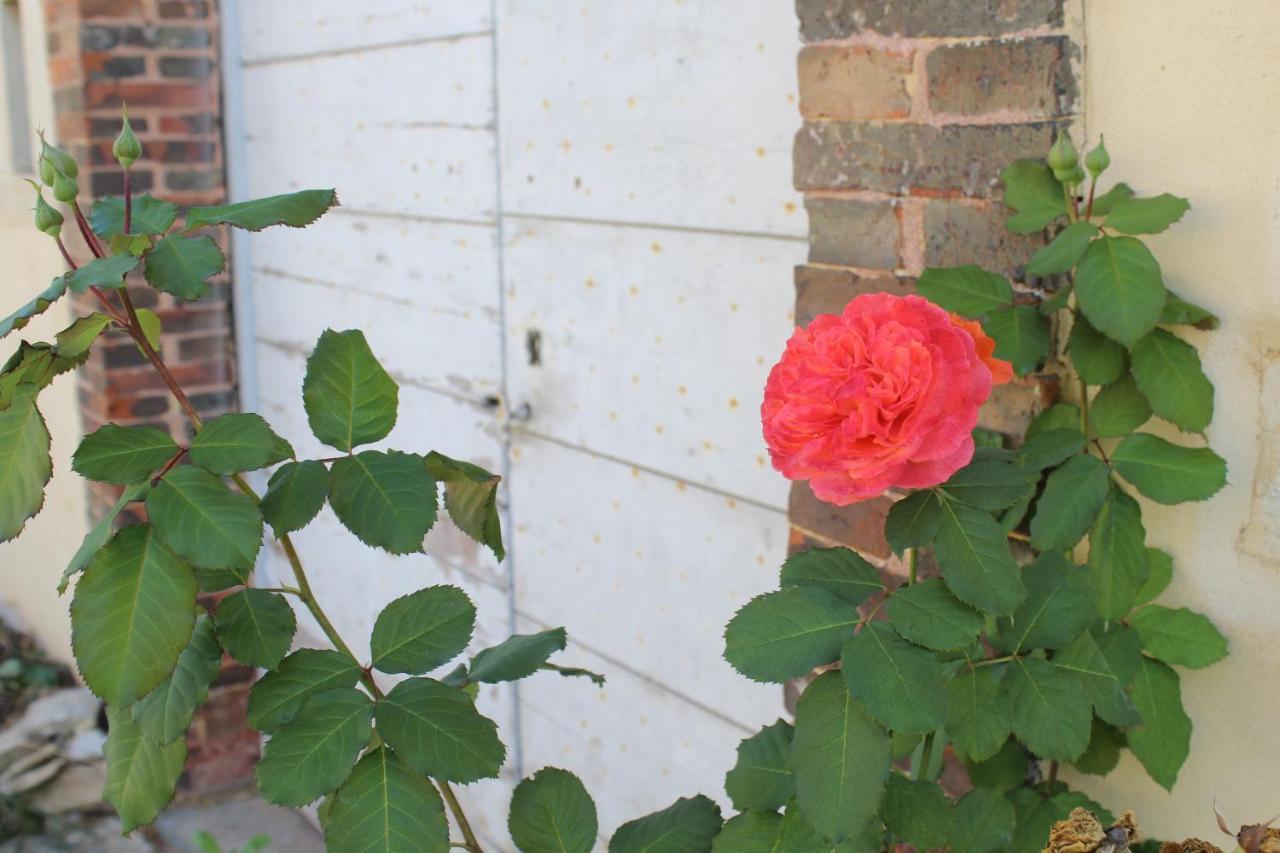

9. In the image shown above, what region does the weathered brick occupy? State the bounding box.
[978,374,1060,438]
[805,197,900,268]
[794,121,1056,197]
[796,0,1063,41]
[81,0,144,18]
[166,168,222,192]
[790,483,893,559]
[90,168,154,196]
[798,45,912,120]
[159,56,213,79]
[85,81,211,109]
[928,37,1074,118]
[795,265,915,326]
[923,199,1045,279]
[81,24,211,52]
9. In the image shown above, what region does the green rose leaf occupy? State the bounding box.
[425,451,505,562]
[1016,428,1086,473]
[1054,630,1142,728]
[842,622,948,734]
[59,480,150,593]
[1073,719,1126,776]
[73,423,178,485]
[144,234,225,299]
[103,704,186,833]
[1029,454,1110,551]
[0,388,52,542]
[947,666,1010,762]
[1088,485,1150,620]
[65,253,140,294]
[1103,193,1191,234]
[215,589,296,669]
[91,190,177,234]
[1127,658,1192,790]
[1,277,68,340]
[916,266,1013,317]
[1068,316,1128,386]
[949,788,1015,853]
[1134,547,1173,607]
[941,455,1034,512]
[131,612,221,744]
[257,687,373,807]
[1160,291,1219,330]
[789,672,891,842]
[1111,433,1227,504]
[185,189,338,232]
[1090,375,1152,438]
[325,746,450,853]
[1130,605,1228,669]
[303,328,398,452]
[965,737,1026,792]
[724,719,794,813]
[998,552,1096,652]
[1074,236,1166,347]
[882,775,952,849]
[260,460,329,537]
[723,586,858,683]
[509,767,599,853]
[54,311,112,358]
[885,489,943,554]
[608,795,722,853]
[1130,328,1214,433]
[982,305,1051,376]
[91,195,178,237]
[71,524,196,705]
[247,648,362,734]
[779,546,883,606]
[1092,622,1145,685]
[886,577,984,652]
[370,585,475,675]
[1005,658,1092,762]
[935,499,1025,616]
[147,465,264,569]
[0,343,86,408]
[1001,160,1066,234]
[329,450,437,554]
[187,412,287,474]
[376,678,505,783]
[467,627,569,684]
[1088,182,1134,216]
[1025,221,1099,276]
[711,812,783,853]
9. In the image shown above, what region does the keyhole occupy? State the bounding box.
[526,328,542,366]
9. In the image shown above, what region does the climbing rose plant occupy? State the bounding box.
[596,133,1230,851]
[0,114,604,852]
[0,115,1231,852]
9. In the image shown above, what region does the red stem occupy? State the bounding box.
[72,203,105,259]
[54,236,77,270]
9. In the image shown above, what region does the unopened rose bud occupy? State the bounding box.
[1047,131,1078,181]
[52,171,78,203]
[1066,164,1087,187]
[29,182,65,237]
[113,111,141,168]
[1085,135,1110,179]
[38,154,56,187]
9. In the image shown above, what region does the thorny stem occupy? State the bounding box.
[57,237,487,848]
[1085,175,1098,220]
[1048,760,1059,785]
[72,202,104,259]
[907,547,919,586]
[439,780,484,853]
[54,236,77,270]
[1079,376,1091,438]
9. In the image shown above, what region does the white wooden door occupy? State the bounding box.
[228,1,802,846]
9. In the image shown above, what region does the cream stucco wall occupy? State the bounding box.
[0,0,88,664]
[1067,1,1280,838]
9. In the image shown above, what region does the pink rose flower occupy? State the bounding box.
[762,293,1008,506]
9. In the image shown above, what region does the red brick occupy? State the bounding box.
[85,81,211,110]
[795,265,914,326]
[928,37,1075,119]
[798,45,912,120]
[789,483,893,559]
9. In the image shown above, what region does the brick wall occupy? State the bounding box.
[788,0,1076,577]
[43,0,253,793]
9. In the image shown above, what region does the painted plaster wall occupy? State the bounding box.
[1067,0,1280,838]
[0,0,87,665]
[230,2,802,845]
